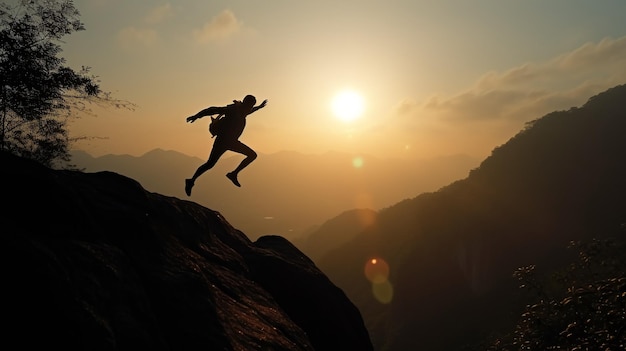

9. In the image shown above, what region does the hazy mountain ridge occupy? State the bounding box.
[312,83,626,350]
[2,150,373,350]
[293,208,379,262]
[71,148,480,242]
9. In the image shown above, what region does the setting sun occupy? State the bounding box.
[331,90,365,122]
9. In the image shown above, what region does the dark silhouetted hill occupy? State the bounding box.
[293,208,379,261]
[70,149,479,243]
[312,84,626,350]
[2,151,374,351]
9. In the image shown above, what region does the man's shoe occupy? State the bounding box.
[185,179,194,196]
[226,172,241,187]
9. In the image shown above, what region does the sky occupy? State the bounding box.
[60,0,626,161]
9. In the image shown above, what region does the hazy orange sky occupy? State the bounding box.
[63,0,626,160]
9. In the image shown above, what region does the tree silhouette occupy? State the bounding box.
[484,237,626,350]
[0,0,131,168]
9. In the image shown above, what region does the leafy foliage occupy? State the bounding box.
[0,0,131,168]
[486,237,626,350]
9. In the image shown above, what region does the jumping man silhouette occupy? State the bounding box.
[185,94,268,196]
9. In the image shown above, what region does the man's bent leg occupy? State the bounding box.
[226,142,257,187]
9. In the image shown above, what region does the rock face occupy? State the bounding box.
[2,151,373,351]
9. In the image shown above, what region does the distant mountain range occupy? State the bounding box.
[71,148,479,243]
[309,83,626,350]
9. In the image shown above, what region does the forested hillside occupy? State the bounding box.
[314,84,626,350]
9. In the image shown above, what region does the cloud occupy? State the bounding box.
[117,27,158,48]
[193,10,242,44]
[383,36,626,158]
[116,8,249,50]
[475,64,541,91]
[115,4,173,49]
[555,36,626,71]
[394,98,418,115]
[403,35,626,125]
[144,3,173,24]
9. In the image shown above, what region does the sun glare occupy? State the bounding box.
[332,90,364,122]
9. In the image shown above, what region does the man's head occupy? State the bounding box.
[242,95,256,107]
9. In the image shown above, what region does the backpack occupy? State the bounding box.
[209,100,242,138]
[209,114,225,138]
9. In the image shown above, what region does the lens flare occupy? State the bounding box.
[364,257,389,283]
[364,257,393,303]
[372,280,394,304]
[352,157,364,168]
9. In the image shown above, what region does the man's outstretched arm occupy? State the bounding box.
[250,99,268,114]
[186,106,225,123]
